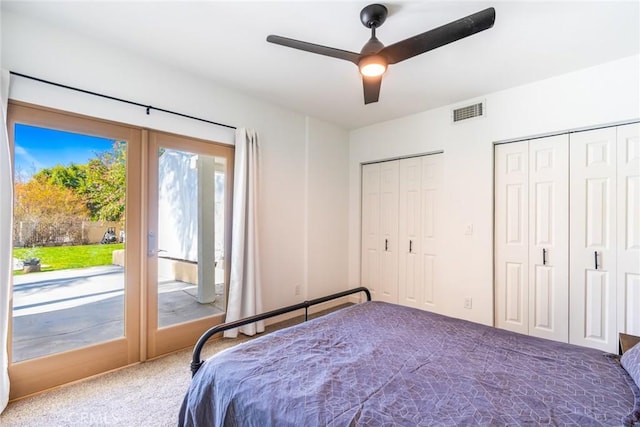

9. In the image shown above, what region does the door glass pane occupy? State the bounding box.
[12,124,127,362]
[156,147,226,328]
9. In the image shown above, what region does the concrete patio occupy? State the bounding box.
[12,265,224,362]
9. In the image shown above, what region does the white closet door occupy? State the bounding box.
[528,135,569,342]
[398,157,422,308]
[379,161,400,303]
[495,142,529,335]
[570,127,617,352]
[398,154,442,311]
[361,163,382,301]
[419,154,441,310]
[617,123,640,336]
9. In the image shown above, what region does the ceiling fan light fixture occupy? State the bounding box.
[359,55,387,77]
[266,5,496,104]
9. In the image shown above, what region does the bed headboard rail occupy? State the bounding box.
[190,287,371,377]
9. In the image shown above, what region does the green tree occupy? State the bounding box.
[33,163,88,193]
[84,141,126,222]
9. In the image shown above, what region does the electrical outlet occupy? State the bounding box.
[295,285,301,296]
[464,297,472,309]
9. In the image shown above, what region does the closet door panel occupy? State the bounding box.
[617,123,640,336]
[361,164,382,301]
[528,135,569,342]
[495,142,529,335]
[585,271,609,340]
[399,157,422,308]
[505,262,526,324]
[420,155,441,310]
[379,161,400,303]
[533,266,553,329]
[570,127,617,352]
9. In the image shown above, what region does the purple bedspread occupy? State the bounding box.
[179,301,640,426]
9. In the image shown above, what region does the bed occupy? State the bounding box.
[179,288,640,426]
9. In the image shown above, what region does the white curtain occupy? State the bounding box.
[224,128,264,338]
[0,69,12,413]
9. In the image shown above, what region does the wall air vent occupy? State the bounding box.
[452,101,485,123]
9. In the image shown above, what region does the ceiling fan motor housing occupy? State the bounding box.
[360,4,388,29]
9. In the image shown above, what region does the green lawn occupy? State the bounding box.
[13,243,124,275]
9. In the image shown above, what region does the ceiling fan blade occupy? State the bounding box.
[363,75,383,104]
[267,35,360,64]
[381,7,496,65]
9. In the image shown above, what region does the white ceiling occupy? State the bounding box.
[2,1,639,129]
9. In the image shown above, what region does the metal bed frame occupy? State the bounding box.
[190,287,371,376]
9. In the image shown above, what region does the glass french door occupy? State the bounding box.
[7,102,142,399]
[146,131,233,358]
[6,103,232,399]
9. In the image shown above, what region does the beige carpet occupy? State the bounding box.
[0,312,325,427]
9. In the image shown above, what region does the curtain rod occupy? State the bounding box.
[9,71,237,130]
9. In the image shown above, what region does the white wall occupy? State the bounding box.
[349,55,640,325]
[305,117,350,300]
[1,9,350,313]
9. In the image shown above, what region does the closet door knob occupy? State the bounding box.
[385,239,389,252]
[542,248,547,265]
[409,240,413,253]
[594,251,599,270]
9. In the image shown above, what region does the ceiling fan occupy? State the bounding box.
[267,4,496,104]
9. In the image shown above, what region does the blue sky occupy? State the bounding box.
[14,124,116,179]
